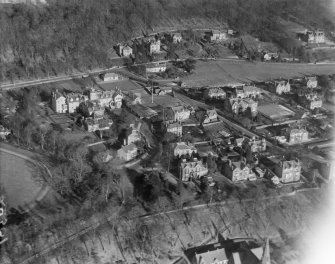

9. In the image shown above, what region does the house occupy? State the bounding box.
[148,39,161,54]
[119,43,133,57]
[205,30,228,42]
[196,108,218,124]
[263,52,279,61]
[124,123,142,145]
[287,128,308,144]
[172,33,182,43]
[117,143,138,161]
[88,88,123,109]
[124,91,142,105]
[298,92,322,109]
[51,90,67,113]
[226,98,257,116]
[173,142,197,157]
[223,158,257,182]
[66,93,88,113]
[168,106,191,122]
[242,137,266,153]
[146,62,167,73]
[166,122,183,136]
[84,118,113,132]
[268,80,291,95]
[243,98,258,116]
[0,196,7,226]
[86,101,105,118]
[204,88,226,100]
[185,237,271,264]
[240,86,261,99]
[0,125,10,140]
[101,72,125,82]
[304,76,318,89]
[179,157,208,182]
[297,29,325,44]
[269,157,301,183]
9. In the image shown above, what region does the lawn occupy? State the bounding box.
[0,150,43,209]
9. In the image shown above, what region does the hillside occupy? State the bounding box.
[0,0,334,82]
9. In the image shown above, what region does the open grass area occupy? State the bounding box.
[181,60,335,88]
[0,150,43,209]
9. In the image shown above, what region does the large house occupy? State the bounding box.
[0,125,11,140]
[51,90,67,113]
[226,98,258,116]
[179,157,208,182]
[148,39,161,54]
[196,108,218,124]
[287,128,308,144]
[166,122,183,136]
[51,91,88,114]
[297,29,325,44]
[118,43,133,57]
[173,142,197,157]
[100,72,125,82]
[298,92,322,110]
[124,91,142,105]
[84,118,113,133]
[185,237,271,264]
[116,143,138,161]
[268,80,291,95]
[232,86,261,99]
[146,62,167,73]
[204,87,226,100]
[242,137,266,153]
[168,106,191,122]
[172,33,182,43]
[205,30,228,42]
[88,88,123,109]
[124,123,142,145]
[303,76,318,89]
[0,196,7,245]
[269,157,301,183]
[223,158,257,182]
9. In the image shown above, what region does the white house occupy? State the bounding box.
[51,91,67,113]
[146,62,167,73]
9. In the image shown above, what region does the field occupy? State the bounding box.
[181,60,335,88]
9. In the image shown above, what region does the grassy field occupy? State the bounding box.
[181,60,335,87]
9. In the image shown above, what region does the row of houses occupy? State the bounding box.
[118,32,183,58]
[51,87,123,114]
[297,29,325,44]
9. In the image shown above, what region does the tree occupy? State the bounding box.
[184,58,196,73]
[78,102,90,118]
[163,132,177,143]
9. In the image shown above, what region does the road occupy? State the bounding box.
[0,57,243,91]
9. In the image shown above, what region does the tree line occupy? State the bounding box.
[0,0,334,82]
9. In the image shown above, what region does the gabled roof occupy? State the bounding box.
[195,248,228,264]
